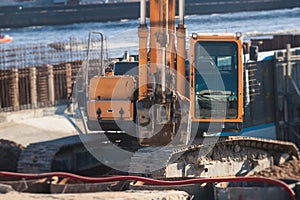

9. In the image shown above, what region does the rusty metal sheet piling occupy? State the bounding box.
[0,38,102,112]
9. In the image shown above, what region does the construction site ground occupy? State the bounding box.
[0,190,189,200]
[255,158,300,180]
[0,106,300,199]
[0,106,77,147]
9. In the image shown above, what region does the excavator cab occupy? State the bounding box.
[190,33,243,133]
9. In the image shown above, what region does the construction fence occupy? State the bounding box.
[0,38,103,112]
[274,45,300,147]
[241,45,300,147]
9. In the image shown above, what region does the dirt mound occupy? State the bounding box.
[254,158,300,180]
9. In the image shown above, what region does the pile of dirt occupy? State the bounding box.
[254,158,300,180]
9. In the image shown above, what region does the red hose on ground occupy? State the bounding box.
[0,171,296,200]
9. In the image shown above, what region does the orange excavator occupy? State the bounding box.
[86,0,243,142]
[16,0,298,177]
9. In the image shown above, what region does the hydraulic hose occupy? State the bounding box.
[0,171,296,200]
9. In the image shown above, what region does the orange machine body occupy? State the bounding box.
[86,0,244,134]
[87,76,136,121]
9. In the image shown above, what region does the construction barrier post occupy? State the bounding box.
[10,68,19,111]
[66,63,72,100]
[30,67,37,108]
[47,65,55,106]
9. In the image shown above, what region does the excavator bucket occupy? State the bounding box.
[136,91,191,146]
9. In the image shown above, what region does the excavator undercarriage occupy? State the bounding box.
[15,134,299,179]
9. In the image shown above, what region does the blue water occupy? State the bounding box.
[2,7,300,57]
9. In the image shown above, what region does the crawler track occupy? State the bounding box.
[17,134,299,177]
[129,136,299,177]
[17,135,83,173]
[0,139,24,172]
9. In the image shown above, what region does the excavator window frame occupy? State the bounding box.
[189,35,243,124]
